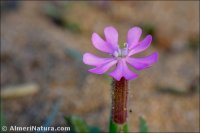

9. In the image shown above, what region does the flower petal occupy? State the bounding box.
[83,53,114,66]
[126,52,158,70]
[109,59,138,81]
[88,60,117,74]
[128,35,152,56]
[104,26,119,50]
[127,27,142,50]
[92,33,114,53]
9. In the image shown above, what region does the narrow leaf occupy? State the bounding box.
[109,119,119,133]
[139,116,148,133]
[64,116,90,133]
[123,123,129,133]
[1,110,6,128]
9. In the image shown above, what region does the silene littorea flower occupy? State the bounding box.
[83,26,158,81]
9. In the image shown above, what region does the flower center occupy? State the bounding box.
[113,43,129,58]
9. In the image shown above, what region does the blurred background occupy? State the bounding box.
[1,1,199,132]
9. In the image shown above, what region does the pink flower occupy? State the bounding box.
[83,26,158,81]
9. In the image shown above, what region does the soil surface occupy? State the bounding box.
[1,1,199,132]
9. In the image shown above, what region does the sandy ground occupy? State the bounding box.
[1,1,199,132]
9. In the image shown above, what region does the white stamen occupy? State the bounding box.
[113,43,129,58]
[113,51,119,57]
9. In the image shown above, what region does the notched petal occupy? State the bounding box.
[88,60,117,74]
[109,59,138,81]
[104,26,119,50]
[127,26,142,50]
[92,33,114,53]
[83,53,114,66]
[128,35,152,56]
[127,52,158,70]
